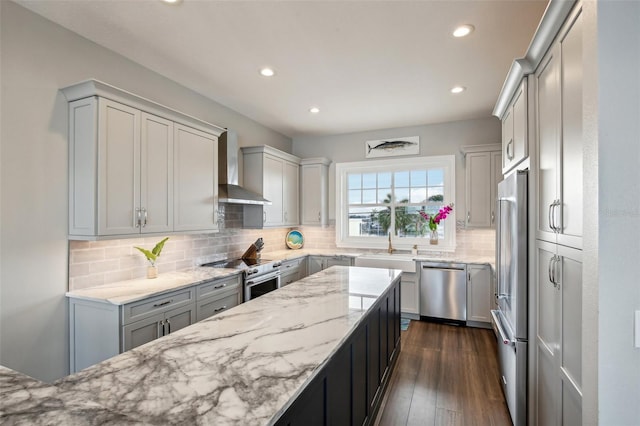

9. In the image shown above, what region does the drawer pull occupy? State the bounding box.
[153,299,173,308]
[214,306,227,313]
[166,319,171,334]
[213,284,226,289]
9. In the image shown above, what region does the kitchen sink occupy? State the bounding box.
[354,254,417,273]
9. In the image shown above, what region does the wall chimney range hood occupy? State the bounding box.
[218,130,271,205]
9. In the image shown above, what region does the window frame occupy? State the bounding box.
[335,155,456,251]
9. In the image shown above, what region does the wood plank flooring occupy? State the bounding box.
[375,321,512,426]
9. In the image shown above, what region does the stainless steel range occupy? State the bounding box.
[201,258,282,302]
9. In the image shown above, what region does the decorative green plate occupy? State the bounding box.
[286,230,304,249]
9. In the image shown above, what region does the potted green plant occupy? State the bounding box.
[134,237,169,279]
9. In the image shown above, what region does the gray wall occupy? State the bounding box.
[583,1,640,424]
[292,117,501,222]
[0,1,290,382]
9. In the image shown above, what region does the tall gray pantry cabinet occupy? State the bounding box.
[533,6,583,426]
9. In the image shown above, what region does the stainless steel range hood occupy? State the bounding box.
[218,130,271,205]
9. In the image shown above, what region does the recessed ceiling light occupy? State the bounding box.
[451,86,466,94]
[162,0,182,4]
[260,68,275,77]
[309,107,320,114]
[453,24,474,38]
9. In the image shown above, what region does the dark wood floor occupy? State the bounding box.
[375,321,512,426]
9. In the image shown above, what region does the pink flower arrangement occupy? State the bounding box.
[419,203,454,231]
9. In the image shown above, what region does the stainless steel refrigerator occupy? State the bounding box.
[491,170,528,426]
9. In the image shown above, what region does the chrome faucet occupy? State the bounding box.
[387,232,394,254]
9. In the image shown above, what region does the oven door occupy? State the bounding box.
[244,270,281,301]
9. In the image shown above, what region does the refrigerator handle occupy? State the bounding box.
[496,199,508,298]
[491,310,514,346]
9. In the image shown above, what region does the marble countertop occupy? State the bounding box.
[66,267,242,305]
[0,365,145,425]
[265,248,494,267]
[51,266,401,425]
[66,248,492,306]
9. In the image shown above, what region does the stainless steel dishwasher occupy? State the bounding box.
[420,262,467,323]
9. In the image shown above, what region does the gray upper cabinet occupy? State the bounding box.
[141,113,174,234]
[535,11,583,249]
[501,79,528,174]
[173,124,219,232]
[300,158,331,226]
[242,146,301,228]
[462,144,502,228]
[62,80,224,239]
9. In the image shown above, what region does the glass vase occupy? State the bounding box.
[429,230,439,245]
[147,265,158,279]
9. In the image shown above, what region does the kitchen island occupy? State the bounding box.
[3,266,402,425]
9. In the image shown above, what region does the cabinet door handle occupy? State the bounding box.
[491,211,495,224]
[263,211,267,223]
[553,256,561,290]
[153,299,173,308]
[548,255,554,285]
[467,211,471,222]
[214,306,227,313]
[135,208,142,228]
[166,319,171,335]
[318,211,321,221]
[157,320,163,337]
[548,202,556,232]
[142,208,148,227]
[213,283,226,289]
[506,139,514,160]
[553,200,561,233]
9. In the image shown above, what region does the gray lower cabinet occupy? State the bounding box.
[69,273,241,373]
[195,275,242,321]
[197,291,239,322]
[466,264,492,326]
[280,257,307,286]
[307,255,353,275]
[275,278,400,426]
[123,303,195,351]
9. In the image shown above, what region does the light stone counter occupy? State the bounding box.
[66,267,242,305]
[265,248,493,268]
[52,266,400,425]
[66,248,492,307]
[0,365,146,425]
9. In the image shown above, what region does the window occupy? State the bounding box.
[336,156,456,251]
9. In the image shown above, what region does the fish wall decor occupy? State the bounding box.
[364,135,420,158]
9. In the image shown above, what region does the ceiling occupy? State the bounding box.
[17,0,548,138]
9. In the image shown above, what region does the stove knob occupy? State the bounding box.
[250,268,259,275]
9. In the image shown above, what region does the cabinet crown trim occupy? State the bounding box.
[493,0,577,118]
[241,145,301,164]
[460,143,502,156]
[61,79,225,136]
[300,157,331,166]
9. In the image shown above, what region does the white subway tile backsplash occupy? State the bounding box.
[89,259,120,274]
[71,248,105,263]
[68,226,291,290]
[68,222,494,291]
